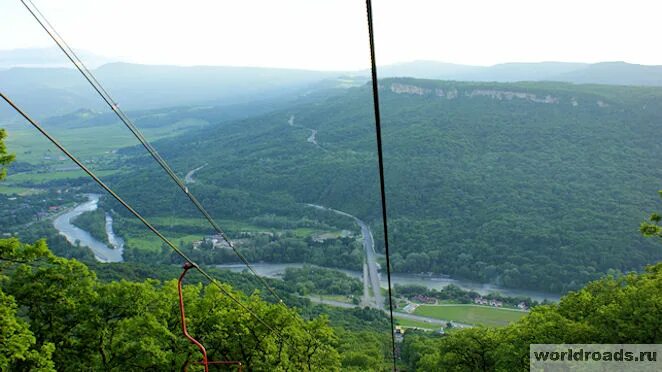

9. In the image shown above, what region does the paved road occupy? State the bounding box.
[184,164,207,184]
[308,297,356,309]
[362,263,370,306]
[306,204,383,310]
[288,115,324,150]
[307,129,318,145]
[356,217,384,309]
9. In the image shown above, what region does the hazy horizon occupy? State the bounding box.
[2,0,662,71]
[2,46,661,72]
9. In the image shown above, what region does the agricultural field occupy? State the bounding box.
[4,116,208,165]
[0,185,43,196]
[413,304,527,327]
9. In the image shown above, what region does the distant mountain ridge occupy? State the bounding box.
[2,46,662,123]
[109,77,662,293]
[374,60,662,86]
[0,47,115,69]
[0,61,342,120]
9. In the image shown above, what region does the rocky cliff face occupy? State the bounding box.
[389,83,560,104]
[385,82,618,110]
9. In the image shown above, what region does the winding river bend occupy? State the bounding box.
[53,194,124,262]
[55,195,558,301]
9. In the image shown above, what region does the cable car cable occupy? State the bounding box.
[0,92,301,350]
[19,0,288,307]
[365,0,398,369]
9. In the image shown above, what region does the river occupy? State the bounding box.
[218,203,560,303]
[52,194,124,263]
[55,196,558,301]
[216,262,560,302]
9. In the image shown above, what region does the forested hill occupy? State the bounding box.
[112,78,662,293]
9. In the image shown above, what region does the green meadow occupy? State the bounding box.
[413,304,527,327]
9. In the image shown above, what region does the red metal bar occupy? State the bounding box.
[178,262,243,372]
[178,262,210,372]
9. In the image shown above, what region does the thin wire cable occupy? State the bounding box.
[365,1,397,370]
[18,0,328,348]
[0,92,296,347]
[19,0,286,306]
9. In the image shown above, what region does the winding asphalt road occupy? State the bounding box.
[288,115,324,150]
[184,164,207,184]
[306,204,383,309]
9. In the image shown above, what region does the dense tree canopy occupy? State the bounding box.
[0,129,15,181]
[107,79,662,293]
[641,189,662,240]
[404,195,662,371]
[0,238,342,371]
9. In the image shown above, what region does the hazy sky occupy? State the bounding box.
[2,0,662,70]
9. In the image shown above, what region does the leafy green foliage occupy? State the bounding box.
[404,260,662,371]
[641,190,662,239]
[71,208,109,245]
[0,239,342,371]
[0,129,15,180]
[282,266,362,296]
[0,290,55,371]
[0,239,55,371]
[109,78,662,293]
[394,283,541,308]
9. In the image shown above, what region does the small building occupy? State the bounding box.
[488,299,503,308]
[474,296,489,305]
[192,234,232,250]
[411,294,436,304]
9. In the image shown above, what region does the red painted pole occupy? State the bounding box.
[178,262,209,372]
[178,262,243,371]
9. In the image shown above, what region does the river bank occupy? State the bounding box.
[215,262,560,302]
[52,194,124,263]
[53,196,558,301]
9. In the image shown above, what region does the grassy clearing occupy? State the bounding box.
[126,234,202,253]
[0,185,44,196]
[316,294,355,304]
[292,227,318,237]
[413,304,526,327]
[4,118,208,165]
[118,215,337,254]
[5,169,119,184]
[394,317,439,331]
[145,217,268,234]
[147,217,326,238]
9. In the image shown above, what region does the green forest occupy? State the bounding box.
[0,238,343,371]
[103,79,662,293]
[4,75,662,370]
[400,232,662,370]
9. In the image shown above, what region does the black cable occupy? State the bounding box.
[0,91,295,348]
[19,0,285,306]
[18,0,331,350]
[365,1,398,370]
